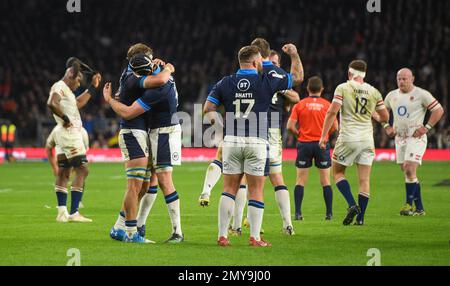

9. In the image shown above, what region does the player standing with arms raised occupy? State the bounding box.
[383,68,444,216]
[319,60,389,225]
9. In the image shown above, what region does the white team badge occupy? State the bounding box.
[237,79,251,92]
[268,70,284,79]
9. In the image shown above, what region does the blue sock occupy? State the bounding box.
[165,191,179,204]
[56,192,67,207]
[148,185,158,194]
[322,185,333,215]
[414,182,424,210]
[405,182,416,205]
[70,190,83,215]
[125,220,137,227]
[356,193,369,222]
[294,185,304,215]
[336,179,356,207]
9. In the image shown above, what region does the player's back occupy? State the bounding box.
[144,77,179,129]
[213,71,280,139]
[293,96,330,142]
[118,68,147,131]
[334,80,383,142]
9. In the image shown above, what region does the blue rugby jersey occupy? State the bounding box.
[136,76,179,129]
[262,61,290,129]
[206,69,292,140]
[117,67,149,131]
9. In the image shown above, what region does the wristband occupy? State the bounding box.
[62,115,71,125]
[425,124,433,130]
[87,85,97,96]
[382,122,390,129]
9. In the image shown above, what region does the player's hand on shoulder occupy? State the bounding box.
[153,58,166,67]
[164,63,175,73]
[282,43,298,55]
[413,126,428,138]
[103,82,112,103]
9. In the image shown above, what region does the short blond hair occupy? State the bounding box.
[127,43,153,60]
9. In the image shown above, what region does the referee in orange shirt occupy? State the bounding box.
[287,76,338,220]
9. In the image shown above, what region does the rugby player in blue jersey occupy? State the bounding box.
[106,43,175,243]
[104,52,183,243]
[204,45,299,247]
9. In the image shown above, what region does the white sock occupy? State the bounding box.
[232,186,247,230]
[274,186,292,228]
[57,206,68,213]
[137,190,158,227]
[248,201,264,241]
[201,160,222,196]
[126,226,137,237]
[218,193,235,238]
[114,211,126,230]
[166,192,182,235]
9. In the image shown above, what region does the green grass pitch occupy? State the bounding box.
[0,161,449,266]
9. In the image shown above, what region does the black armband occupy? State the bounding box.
[62,115,71,125]
[87,85,98,97]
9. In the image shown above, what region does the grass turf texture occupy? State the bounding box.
[0,161,449,266]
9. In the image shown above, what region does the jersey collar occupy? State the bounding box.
[262,61,273,67]
[236,69,258,75]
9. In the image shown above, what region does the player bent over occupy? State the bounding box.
[205,45,296,247]
[319,60,389,226]
[47,59,101,222]
[104,53,183,243]
[383,68,444,216]
[287,76,337,221]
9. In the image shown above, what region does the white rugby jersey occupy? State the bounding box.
[47,80,82,129]
[332,80,385,142]
[384,86,441,138]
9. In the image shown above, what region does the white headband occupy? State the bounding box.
[349,67,366,79]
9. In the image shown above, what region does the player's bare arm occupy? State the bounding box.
[282,43,304,86]
[103,82,146,120]
[47,92,72,128]
[377,108,396,138]
[141,63,175,88]
[286,118,299,136]
[203,100,218,114]
[319,101,341,149]
[413,105,444,138]
[283,89,300,104]
[76,73,102,109]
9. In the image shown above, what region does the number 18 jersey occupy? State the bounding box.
[332,80,385,142]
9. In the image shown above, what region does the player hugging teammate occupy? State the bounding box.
[104,43,183,244]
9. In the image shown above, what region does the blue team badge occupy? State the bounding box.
[237,79,250,92]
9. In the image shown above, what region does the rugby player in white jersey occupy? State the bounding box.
[383,68,444,216]
[47,60,101,222]
[319,60,390,226]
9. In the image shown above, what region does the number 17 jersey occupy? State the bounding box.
[332,80,385,142]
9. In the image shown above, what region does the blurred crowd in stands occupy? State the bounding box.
[1,0,449,148]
